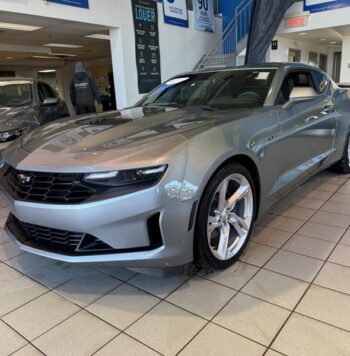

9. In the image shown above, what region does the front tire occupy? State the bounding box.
[333,132,350,174]
[194,163,256,271]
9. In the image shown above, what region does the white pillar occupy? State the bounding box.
[340,35,350,83]
[110,27,128,110]
[110,25,141,110]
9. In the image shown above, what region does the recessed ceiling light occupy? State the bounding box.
[44,43,83,48]
[298,32,307,35]
[85,34,110,40]
[38,69,56,73]
[330,41,337,44]
[50,53,77,57]
[0,22,42,31]
[32,55,60,59]
[320,38,327,41]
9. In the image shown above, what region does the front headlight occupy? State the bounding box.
[83,165,167,187]
[0,128,28,143]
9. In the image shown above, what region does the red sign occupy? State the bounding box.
[285,16,308,28]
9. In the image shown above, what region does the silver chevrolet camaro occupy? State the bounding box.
[1,63,350,271]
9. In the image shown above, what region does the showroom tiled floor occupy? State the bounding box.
[0,171,350,355]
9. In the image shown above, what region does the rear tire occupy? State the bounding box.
[333,132,350,174]
[194,163,256,271]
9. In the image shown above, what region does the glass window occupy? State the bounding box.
[276,71,316,105]
[42,82,57,98]
[313,70,328,93]
[0,81,32,107]
[37,82,47,103]
[38,82,57,103]
[140,69,276,109]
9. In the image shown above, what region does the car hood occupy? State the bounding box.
[0,106,36,132]
[5,105,256,171]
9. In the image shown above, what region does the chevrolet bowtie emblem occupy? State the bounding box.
[17,174,32,185]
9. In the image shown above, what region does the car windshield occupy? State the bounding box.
[0,82,33,107]
[140,69,276,109]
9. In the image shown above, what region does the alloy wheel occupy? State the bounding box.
[207,173,253,261]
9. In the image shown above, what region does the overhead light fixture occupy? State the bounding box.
[38,69,56,73]
[0,22,42,32]
[320,38,327,41]
[50,53,77,57]
[85,34,110,40]
[330,41,337,44]
[33,55,60,59]
[298,32,307,36]
[44,43,83,48]
[5,57,13,60]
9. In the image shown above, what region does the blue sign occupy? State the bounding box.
[163,0,189,27]
[48,0,89,9]
[304,0,350,13]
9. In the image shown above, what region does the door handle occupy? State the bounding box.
[304,115,318,124]
[321,105,335,115]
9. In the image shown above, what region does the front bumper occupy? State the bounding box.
[2,185,195,268]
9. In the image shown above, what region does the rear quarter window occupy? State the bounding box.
[313,70,329,93]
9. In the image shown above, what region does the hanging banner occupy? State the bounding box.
[47,0,89,8]
[246,0,298,64]
[193,0,215,32]
[132,0,161,94]
[304,0,350,13]
[163,0,189,28]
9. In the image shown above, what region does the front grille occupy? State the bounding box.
[6,214,164,256]
[1,165,97,204]
[7,214,114,256]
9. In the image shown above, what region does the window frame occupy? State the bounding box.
[274,69,320,106]
[311,69,329,94]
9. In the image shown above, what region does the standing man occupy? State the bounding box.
[70,62,101,115]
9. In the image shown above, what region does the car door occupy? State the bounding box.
[275,69,337,190]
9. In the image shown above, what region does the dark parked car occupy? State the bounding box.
[0,78,69,150]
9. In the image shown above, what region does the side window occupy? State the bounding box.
[276,71,316,105]
[37,82,47,103]
[43,83,57,98]
[313,70,328,93]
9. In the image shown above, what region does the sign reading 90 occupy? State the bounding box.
[198,0,209,11]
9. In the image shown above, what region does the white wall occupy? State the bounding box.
[0,0,119,27]
[280,1,350,34]
[340,36,350,82]
[267,36,329,64]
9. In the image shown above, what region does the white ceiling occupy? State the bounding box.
[282,27,343,47]
[0,11,111,66]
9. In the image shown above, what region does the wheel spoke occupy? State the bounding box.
[227,184,250,211]
[217,178,229,211]
[217,222,230,260]
[229,213,249,238]
[208,216,221,235]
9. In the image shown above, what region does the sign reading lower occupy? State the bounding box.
[132,0,161,94]
[304,0,350,13]
[194,0,215,32]
[47,0,89,8]
[163,0,189,28]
